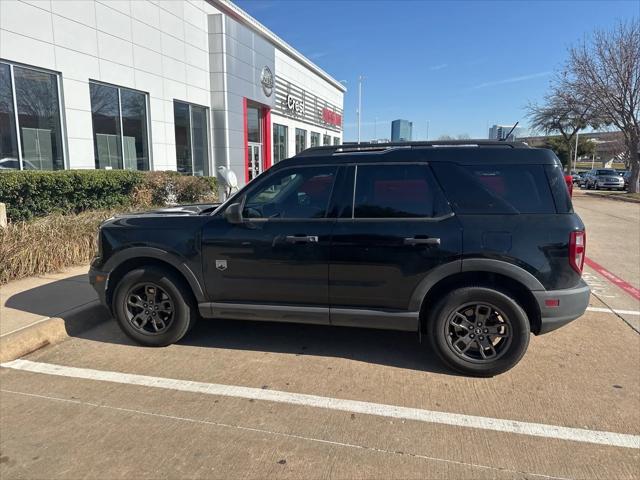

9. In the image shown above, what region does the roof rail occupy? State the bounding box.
[295,140,529,157]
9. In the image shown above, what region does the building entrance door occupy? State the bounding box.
[248,143,262,181]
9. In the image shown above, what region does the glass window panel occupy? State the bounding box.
[323,134,331,146]
[295,128,306,154]
[333,137,340,145]
[273,123,287,163]
[90,83,122,169]
[0,62,19,169]
[120,89,149,170]
[310,132,320,147]
[247,106,260,143]
[14,66,64,170]
[191,105,208,176]
[244,166,337,219]
[174,101,191,175]
[354,164,450,218]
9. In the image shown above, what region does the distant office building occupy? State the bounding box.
[370,138,391,144]
[489,124,521,141]
[391,120,413,142]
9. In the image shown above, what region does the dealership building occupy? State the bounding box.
[0,0,345,185]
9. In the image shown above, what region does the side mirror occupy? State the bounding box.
[224,202,243,224]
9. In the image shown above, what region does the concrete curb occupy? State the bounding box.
[584,192,640,204]
[0,301,111,363]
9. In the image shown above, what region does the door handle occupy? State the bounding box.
[404,237,441,246]
[285,235,319,244]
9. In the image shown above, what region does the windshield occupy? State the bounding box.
[596,169,617,175]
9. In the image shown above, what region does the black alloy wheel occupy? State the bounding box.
[445,302,512,362]
[124,283,175,335]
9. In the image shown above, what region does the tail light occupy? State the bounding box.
[564,175,573,197]
[569,230,586,274]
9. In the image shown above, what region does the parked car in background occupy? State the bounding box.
[570,171,581,184]
[90,140,589,377]
[582,168,625,190]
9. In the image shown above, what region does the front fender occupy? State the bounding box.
[103,247,206,303]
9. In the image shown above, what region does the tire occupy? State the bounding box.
[112,266,197,347]
[426,287,530,377]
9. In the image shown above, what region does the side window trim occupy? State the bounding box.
[242,164,339,222]
[348,162,453,221]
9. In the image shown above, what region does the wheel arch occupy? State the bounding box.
[104,248,205,309]
[413,266,542,335]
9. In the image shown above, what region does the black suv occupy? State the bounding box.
[90,141,590,376]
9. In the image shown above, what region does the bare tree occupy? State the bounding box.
[563,20,640,192]
[526,80,593,171]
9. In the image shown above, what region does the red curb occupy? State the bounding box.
[584,257,640,301]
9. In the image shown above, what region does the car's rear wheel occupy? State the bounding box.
[427,287,530,376]
[113,266,196,347]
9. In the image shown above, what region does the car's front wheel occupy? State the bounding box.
[426,287,530,376]
[113,266,197,347]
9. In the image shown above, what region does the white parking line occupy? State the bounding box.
[586,306,640,316]
[2,359,639,450]
[0,388,574,480]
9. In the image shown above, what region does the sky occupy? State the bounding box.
[234,0,638,142]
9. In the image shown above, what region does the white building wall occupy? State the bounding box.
[0,0,344,180]
[0,0,219,171]
[272,49,343,160]
[208,13,275,179]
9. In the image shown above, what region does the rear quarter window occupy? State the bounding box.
[431,163,556,214]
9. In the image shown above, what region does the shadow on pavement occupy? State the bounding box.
[79,315,456,376]
[4,274,94,318]
[5,275,454,375]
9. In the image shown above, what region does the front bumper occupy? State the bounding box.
[89,263,109,308]
[533,280,590,334]
[596,181,624,188]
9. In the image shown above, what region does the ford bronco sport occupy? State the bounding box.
[90,141,590,376]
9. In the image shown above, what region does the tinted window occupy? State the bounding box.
[544,164,573,213]
[273,123,287,162]
[0,62,19,165]
[431,163,555,214]
[596,169,617,176]
[247,106,261,142]
[90,82,149,170]
[295,128,306,154]
[14,66,64,170]
[353,164,449,218]
[244,166,337,219]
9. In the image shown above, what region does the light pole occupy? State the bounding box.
[374,116,378,140]
[357,75,364,144]
[573,131,579,173]
[426,121,430,141]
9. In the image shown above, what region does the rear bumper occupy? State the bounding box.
[533,280,590,334]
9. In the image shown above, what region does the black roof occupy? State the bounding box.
[296,140,529,157]
[276,140,558,168]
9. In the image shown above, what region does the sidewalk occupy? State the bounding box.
[0,265,110,362]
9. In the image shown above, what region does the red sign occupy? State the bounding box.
[322,108,342,127]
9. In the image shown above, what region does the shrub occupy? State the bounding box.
[0,170,218,222]
[0,209,119,284]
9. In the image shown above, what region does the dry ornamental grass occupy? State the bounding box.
[0,209,119,285]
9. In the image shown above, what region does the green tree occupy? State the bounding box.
[543,136,596,168]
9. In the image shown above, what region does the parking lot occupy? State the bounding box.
[1,192,639,479]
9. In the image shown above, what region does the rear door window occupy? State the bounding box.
[431,163,556,214]
[353,164,450,218]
